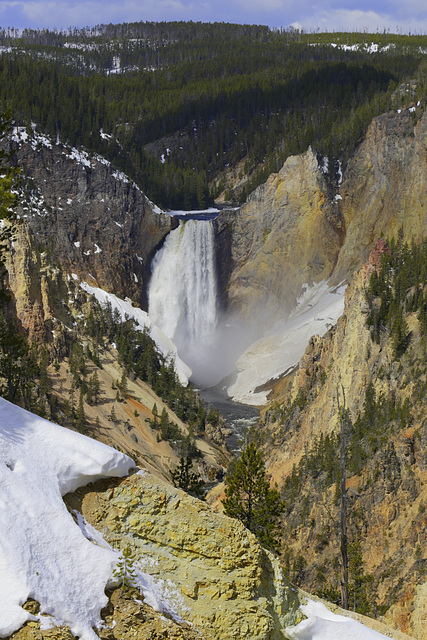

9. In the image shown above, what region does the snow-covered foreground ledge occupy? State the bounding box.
[0,397,134,639]
[228,282,346,405]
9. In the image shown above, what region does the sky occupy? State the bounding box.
[1,0,427,35]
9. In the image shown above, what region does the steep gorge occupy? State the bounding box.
[4,104,427,638]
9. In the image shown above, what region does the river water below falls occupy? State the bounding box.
[199,387,259,454]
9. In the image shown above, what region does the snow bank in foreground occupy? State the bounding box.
[287,599,389,639]
[79,282,192,385]
[228,282,346,405]
[0,397,134,639]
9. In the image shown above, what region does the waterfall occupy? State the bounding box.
[148,219,218,385]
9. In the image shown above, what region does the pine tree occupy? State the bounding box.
[0,110,20,299]
[109,405,118,424]
[0,313,37,406]
[171,456,205,499]
[222,442,284,552]
[76,388,86,433]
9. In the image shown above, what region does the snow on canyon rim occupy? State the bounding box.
[227,282,346,405]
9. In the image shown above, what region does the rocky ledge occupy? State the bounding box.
[65,472,302,640]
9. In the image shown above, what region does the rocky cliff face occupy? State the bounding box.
[224,148,343,324]
[10,133,172,311]
[222,107,427,326]
[259,241,427,637]
[333,108,427,283]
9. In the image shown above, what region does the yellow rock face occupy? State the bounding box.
[73,473,302,640]
[228,148,342,324]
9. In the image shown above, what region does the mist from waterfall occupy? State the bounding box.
[148,219,223,387]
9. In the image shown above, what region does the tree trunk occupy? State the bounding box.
[340,406,349,610]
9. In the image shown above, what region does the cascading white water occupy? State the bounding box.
[148,219,218,385]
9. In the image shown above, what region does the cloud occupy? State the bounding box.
[0,0,203,30]
[293,6,427,34]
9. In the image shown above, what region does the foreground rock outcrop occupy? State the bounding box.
[65,472,302,640]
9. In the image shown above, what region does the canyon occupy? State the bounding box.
[3,102,427,638]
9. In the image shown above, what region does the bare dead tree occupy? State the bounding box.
[337,384,349,610]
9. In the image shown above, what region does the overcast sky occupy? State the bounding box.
[1,0,427,35]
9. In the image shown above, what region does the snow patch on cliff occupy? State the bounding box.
[79,281,192,385]
[287,599,390,639]
[228,282,346,405]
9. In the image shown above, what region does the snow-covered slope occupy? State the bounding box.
[78,280,192,385]
[286,600,392,640]
[0,396,396,640]
[228,282,346,405]
[0,397,133,639]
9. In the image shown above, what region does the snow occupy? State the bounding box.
[12,125,52,150]
[228,281,346,405]
[337,160,343,185]
[78,281,192,385]
[100,129,112,141]
[67,147,92,168]
[0,397,134,639]
[167,207,220,217]
[148,199,165,214]
[286,599,390,640]
[321,157,329,174]
[311,41,396,55]
[112,170,129,183]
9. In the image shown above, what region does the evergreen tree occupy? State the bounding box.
[109,405,118,424]
[348,539,376,615]
[0,110,20,298]
[0,313,37,406]
[222,442,284,552]
[171,456,205,498]
[76,388,86,433]
[86,370,101,405]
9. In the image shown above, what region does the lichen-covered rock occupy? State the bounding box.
[69,473,302,640]
[8,591,203,640]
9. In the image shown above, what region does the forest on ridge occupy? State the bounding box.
[1,22,427,208]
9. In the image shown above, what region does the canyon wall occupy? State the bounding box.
[10,136,172,311]
[223,107,427,325]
